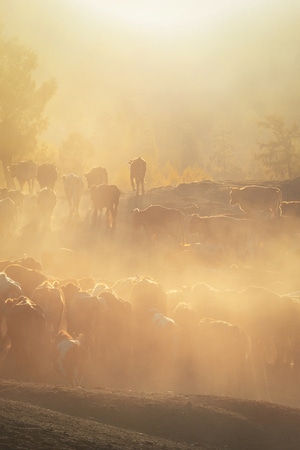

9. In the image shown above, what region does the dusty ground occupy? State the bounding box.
[1,379,300,449]
[1,177,300,449]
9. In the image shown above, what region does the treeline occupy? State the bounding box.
[1,29,300,191]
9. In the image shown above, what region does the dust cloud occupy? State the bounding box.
[1,0,299,179]
[0,1,300,409]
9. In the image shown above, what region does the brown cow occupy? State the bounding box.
[7,160,37,193]
[53,330,88,387]
[132,305,177,390]
[61,282,104,340]
[0,188,24,212]
[129,277,168,317]
[196,318,251,396]
[2,296,49,380]
[90,184,121,230]
[36,162,58,190]
[36,187,57,229]
[31,280,64,337]
[0,272,23,303]
[133,205,185,244]
[4,264,48,298]
[85,166,108,189]
[281,200,300,218]
[230,185,282,218]
[189,214,253,260]
[128,157,146,196]
[62,173,85,218]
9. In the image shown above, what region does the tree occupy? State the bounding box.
[179,122,202,169]
[256,114,300,179]
[59,132,95,174]
[0,30,56,186]
[208,122,239,180]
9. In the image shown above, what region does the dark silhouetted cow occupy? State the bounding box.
[36,162,58,190]
[128,157,146,196]
[84,166,108,189]
[281,200,300,218]
[90,184,121,230]
[7,160,37,193]
[133,205,185,244]
[53,330,88,387]
[36,187,57,230]
[62,173,85,218]
[230,185,282,218]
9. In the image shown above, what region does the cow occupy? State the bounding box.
[31,280,64,337]
[84,166,108,189]
[13,256,42,271]
[232,286,300,369]
[281,201,300,218]
[52,330,88,387]
[129,277,168,317]
[2,296,49,380]
[96,291,132,386]
[0,197,17,238]
[128,157,146,196]
[0,188,24,221]
[62,173,85,218]
[133,205,185,244]
[61,282,104,341]
[229,185,282,218]
[0,272,23,303]
[36,162,58,190]
[4,263,48,298]
[90,184,121,230]
[36,187,57,230]
[188,214,253,261]
[7,160,37,193]
[131,305,177,390]
[172,302,202,392]
[196,318,251,396]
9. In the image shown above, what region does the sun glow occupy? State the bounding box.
[72,0,229,32]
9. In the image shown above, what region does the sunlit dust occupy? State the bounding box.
[72,0,235,32]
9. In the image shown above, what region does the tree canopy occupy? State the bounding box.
[256,114,300,179]
[0,29,56,183]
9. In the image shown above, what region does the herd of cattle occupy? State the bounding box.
[0,256,300,401]
[0,157,300,402]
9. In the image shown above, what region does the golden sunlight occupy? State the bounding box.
[72,0,231,32]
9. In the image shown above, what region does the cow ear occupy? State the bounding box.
[133,208,140,213]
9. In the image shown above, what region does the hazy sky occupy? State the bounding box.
[1,0,299,170]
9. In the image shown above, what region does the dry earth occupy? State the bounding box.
[2,379,300,449]
[1,177,300,449]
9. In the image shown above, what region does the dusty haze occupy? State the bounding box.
[1,0,299,179]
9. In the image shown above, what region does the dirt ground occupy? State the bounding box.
[1,177,300,449]
[1,379,300,449]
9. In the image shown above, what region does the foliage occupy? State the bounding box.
[58,132,95,175]
[0,31,56,173]
[34,142,58,166]
[178,122,203,169]
[208,122,240,180]
[113,156,209,193]
[181,164,208,183]
[256,114,300,179]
